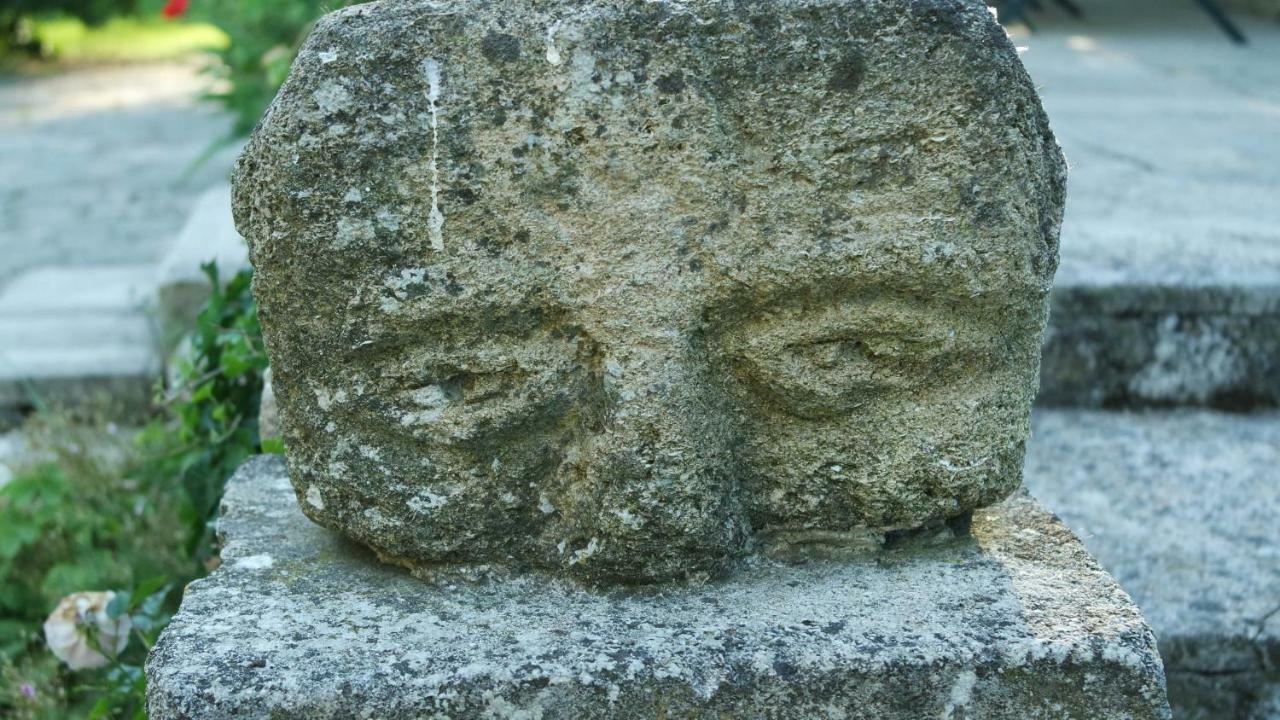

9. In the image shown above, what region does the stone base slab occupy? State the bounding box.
[146,456,1171,719]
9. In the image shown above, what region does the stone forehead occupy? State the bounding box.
[234,0,1064,297]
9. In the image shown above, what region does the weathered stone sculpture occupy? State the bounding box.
[234,0,1066,584]
[148,3,1179,717]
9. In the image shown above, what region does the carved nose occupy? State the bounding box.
[553,353,747,581]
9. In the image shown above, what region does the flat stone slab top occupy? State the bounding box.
[1025,409,1280,720]
[146,456,1171,719]
[1017,4,1280,291]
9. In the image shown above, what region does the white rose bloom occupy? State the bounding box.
[43,591,132,670]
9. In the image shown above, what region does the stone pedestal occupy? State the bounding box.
[146,456,1171,719]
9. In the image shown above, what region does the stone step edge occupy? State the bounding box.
[1039,283,1279,409]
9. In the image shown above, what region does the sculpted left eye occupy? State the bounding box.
[719,296,988,417]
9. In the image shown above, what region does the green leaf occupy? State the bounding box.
[191,383,214,404]
[0,618,34,658]
[138,583,173,618]
[89,693,116,719]
[132,576,169,605]
[107,590,131,619]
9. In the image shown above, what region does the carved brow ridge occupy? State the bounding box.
[713,277,996,328]
[353,295,569,354]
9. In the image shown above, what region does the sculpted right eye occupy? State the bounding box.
[719,294,992,419]
[396,363,528,420]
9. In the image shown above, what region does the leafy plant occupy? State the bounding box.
[81,583,173,720]
[0,451,187,661]
[0,263,269,718]
[0,436,186,718]
[190,0,358,136]
[141,263,269,566]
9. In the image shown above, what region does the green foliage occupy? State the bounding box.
[1,1,226,64]
[190,0,357,136]
[0,264,268,719]
[140,263,269,565]
[81,583,172,720]
[2,0,138,56]
[0,446,186,660]
[5,1,138,29]
[24,16,226,63]
[0,430,185,718]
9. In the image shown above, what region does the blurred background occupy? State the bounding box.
[0,0,1276,718]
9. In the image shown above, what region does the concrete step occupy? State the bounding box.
[155,182,250,349]
[0,265,160,417]
[0,180,250,421]
[1039,284,1280,409]
[1019,9,1280,409]
[1025,408,1280,720]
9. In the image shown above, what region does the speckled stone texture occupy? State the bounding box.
[145,456,1170,719]
[1024,409,1280,720]
[233,0,1066,584]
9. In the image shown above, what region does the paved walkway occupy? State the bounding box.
[0,61,236,293]
[4,6,1276,294]
[1016,0,1280,288]
[0,61,237,415]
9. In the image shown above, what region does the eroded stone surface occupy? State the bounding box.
[234,0,1066,582]
[145,456,1170,719]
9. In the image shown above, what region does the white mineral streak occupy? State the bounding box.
[943,669,978,718]
[544,22,563,65]
[423,58,445,251]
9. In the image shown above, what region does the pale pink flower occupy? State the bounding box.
[43,592,131,670]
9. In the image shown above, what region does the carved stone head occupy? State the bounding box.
[233,0,1065,583]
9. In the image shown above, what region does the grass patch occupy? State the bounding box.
[29,16,227,63]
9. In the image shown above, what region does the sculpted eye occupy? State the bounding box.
[719,296,986,419]
[785,332,932,369]
[371,340,585,440]
[344,300,594,441]
[399,364,526,416]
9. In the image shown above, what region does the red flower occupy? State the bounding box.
[161,0,189,19]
